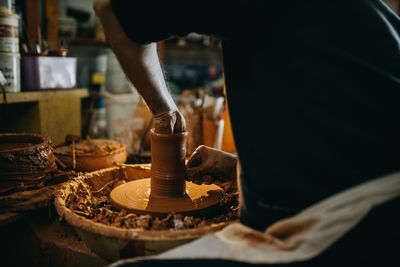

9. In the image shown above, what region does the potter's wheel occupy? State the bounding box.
[110,179,224,216]
[110,129,225,216]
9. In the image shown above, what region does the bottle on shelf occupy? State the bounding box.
[88,94,107,138]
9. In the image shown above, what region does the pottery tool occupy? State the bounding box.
[54,155,67,171]
[110,129,224,216]
[72,140,76,169]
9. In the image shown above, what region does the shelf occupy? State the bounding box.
[0,88,89,104]
[0,88,89,145]
[165,43,222,52]
[68,38,109,47]
[67,38,223,53]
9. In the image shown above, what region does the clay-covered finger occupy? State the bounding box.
[186,154,202,168]
[153,111,175,134]
[187,145,209,166]
[154,119,173,134]
[173,111,187,133]
[195,145,209,153]
[185,166,203,179]
[186,151,203,168]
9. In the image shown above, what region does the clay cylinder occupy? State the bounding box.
[150,129,188,197]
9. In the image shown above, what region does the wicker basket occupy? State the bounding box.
[54,164,230,261]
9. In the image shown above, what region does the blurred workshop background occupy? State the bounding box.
[0,0,237,163]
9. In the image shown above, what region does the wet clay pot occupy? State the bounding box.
[110,129,224,216]
[149,129,187,197]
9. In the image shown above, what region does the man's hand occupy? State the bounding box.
[186,145,238,191]
[154,109,186,134]
[93,0,186,134]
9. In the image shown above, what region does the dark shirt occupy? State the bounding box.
[110,0,400,230]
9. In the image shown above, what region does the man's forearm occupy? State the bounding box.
[93,0,176,115]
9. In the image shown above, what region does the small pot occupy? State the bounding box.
[54,139,127,172]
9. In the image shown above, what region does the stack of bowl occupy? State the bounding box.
[0,133,56,195]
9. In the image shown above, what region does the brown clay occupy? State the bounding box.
[110,129,224,216]
[150,129,187,197]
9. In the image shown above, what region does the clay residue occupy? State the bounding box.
[65,178,239,231]
[54,138,124,156]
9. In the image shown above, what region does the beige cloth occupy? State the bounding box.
[112,171,400,265]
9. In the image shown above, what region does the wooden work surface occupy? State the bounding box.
[0,89,89,145]
[0,89,88,103]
